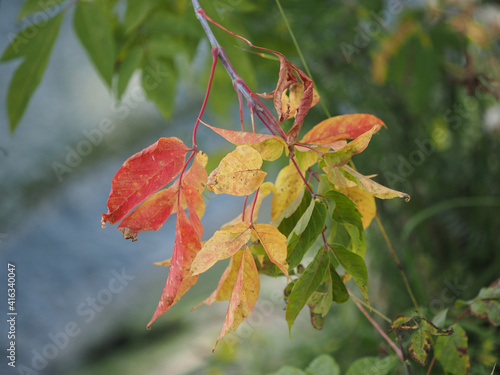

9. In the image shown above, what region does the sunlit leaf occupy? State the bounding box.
[190,222,252,276]
[301,114,385,145]
[286,248,329,333]
[252,223,288,277]
[207,145,266,196]
[435,325,470,375]
[102,137,188,226]
[272,163,304,221]
[213,246,260,351]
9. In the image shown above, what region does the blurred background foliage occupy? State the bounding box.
[2,0,499,374]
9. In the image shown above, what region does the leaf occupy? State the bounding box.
[203,122,287,161]
[101,137,188,226]
[281,83,320,123]
[339,186,376,229]
[278,189,312,237]
[147,209,201,327]
[190,222,252,276]
[320,125,381,169]
[287,199,327,269]
[307,274,333,330]
[345,356,398,375]
[435,325,470,375]
[272,163,305,221]
[16,0,66,21]
[268,367,307,375]
[389,315,416,331]
[470,279,500,326]
[74,0,116,86]
[252,224,289,277]
[117,47,143,99]
[330,246,368,301]
[342,166,410,201]
[305,354,340,375]
[142,57,177,119]
[1,12,64,132]
[213,246,260,351]
[330,263,349,304]
[301,114,385,145]
[207,145,266,196]
[286,248,329,333]
[124,0,156,35]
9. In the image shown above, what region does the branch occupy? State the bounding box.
[191,0,287,139]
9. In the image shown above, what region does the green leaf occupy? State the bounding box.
[330,245,368,301]
[74,0,116,86]
[1,12,64,132]
[287,199,327,269]
[16,0,67,21]
[346,356,398,375]
[389,315,416,331]
[330,263,349,304]
[307,274,332,329]
[325,190,363,234]
[407,318,453,366]
[286,248,329,334]
[142,58,177,119]
[278,189,312,237]
[268,367,307,375]
[116,47,143,99]
[470,279,500,326]
[305,354,340,375]
[435,325,470,375]
[123,0,156,34]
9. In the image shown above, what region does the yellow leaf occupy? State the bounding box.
[213,246,260,351]
[207,145,267,196]
[153,258,171,267]
[271,163,304,221]
[190,222,252,276]
[340,186,376,229]
[252,223,288,277]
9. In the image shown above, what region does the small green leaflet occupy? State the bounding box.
[286,248,329,334]
[74,0,116,87]
[116,47,143,99]
[1,12,65,132]
[345,355,398,375]
[142,57,177,119]
[329,260,349,304]
[307,273,332,329]
[435,325,470,375]
[329,245,368,302]
[287,199,327,269]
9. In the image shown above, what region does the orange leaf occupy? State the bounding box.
[213,246,260,351]
[147,208,201,327]
[300,114,385,145]
[102,137,188,226]
[252,223,288,277]
[204,123,286,161]
[190,222,252,276]
[207,145,266,196]
[271,163,304,222]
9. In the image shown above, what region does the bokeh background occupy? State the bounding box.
[1,0,499,374]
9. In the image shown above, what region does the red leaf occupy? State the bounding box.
[102,137,188,226]
[300,114,386,145]
[147,208,201,327]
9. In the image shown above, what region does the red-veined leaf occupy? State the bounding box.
[147,208,201,327]
[300,114,385,145]
[102,137,188,226]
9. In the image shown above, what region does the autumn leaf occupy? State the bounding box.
[300,114,385,145]
[280,82,320,121]
[147,208,201,327]
[212,246,260,351]
[102,137,188,226]
[117,151,207,241]
[272,163,305,222]
[339,186,376,229]
[435,325,470,375]
[463,278,500,326]
[203,122,286,161]
[252,223,288,277]
[342,166,410,201]
[207,145,266,196]
[190,222,252,276]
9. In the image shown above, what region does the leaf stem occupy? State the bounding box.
[351,295,404,362]
[250,187,260,223]
[289,155,315,198]
[376,214,421,314]
[348,293,391,323]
